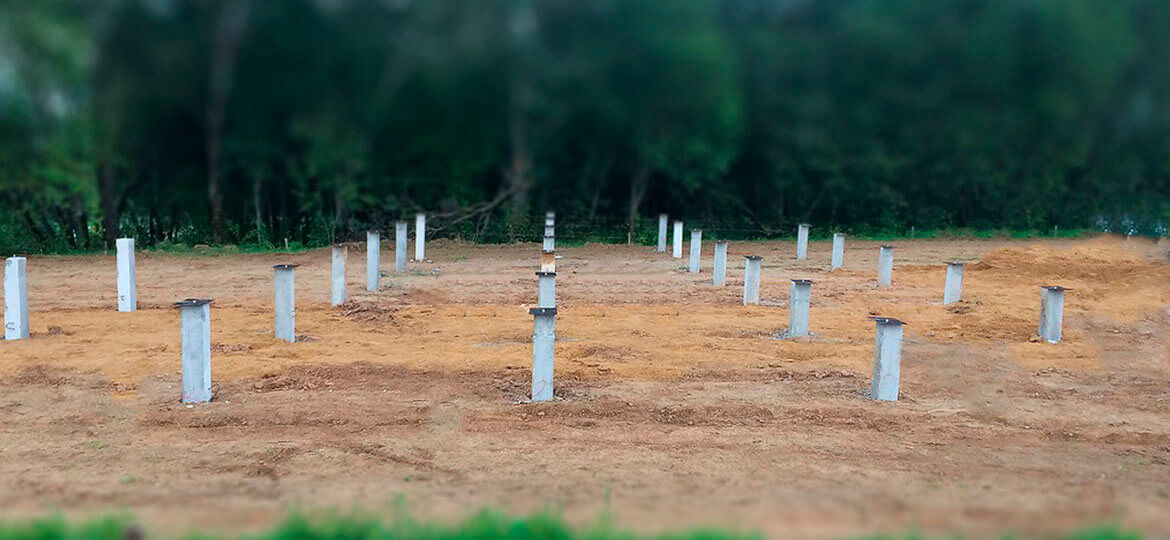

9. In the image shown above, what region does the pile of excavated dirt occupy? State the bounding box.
[965,237,1170,325]
[972,236,1155,276]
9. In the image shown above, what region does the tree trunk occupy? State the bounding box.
[775,179,785,223]
[252,175,263,243]
[578,149,613,223]
[505,76,533,223]
[72,194,90,249]
[504,0,536,225]
[627,165,650,242]
[168,205,179,241]
[206,0,251,244]
[21,211,49,246]
[53,205,78,249]
[333,176,350,241]
[207,141,226,242]
[99,161,120,246]
[149,205,161,244]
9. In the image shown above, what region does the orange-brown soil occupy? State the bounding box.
[1,236,1168,539]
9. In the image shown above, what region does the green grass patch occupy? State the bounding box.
[0,511,1145,540]
[0,511,760,540]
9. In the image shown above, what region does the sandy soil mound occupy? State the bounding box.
[971,236,1159,279]
[961,236,1170,326]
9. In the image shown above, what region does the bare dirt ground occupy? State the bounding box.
[2,235,1169,539]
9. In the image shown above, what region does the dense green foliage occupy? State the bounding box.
[0,511,1143,540]
[2,0,1168,252]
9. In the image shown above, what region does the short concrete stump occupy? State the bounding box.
[530,307,557,402]
[868,317,905,401]
[176,298,214,403]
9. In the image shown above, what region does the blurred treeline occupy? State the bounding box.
[2,0,1168,252]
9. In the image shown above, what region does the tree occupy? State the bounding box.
[205,0,250,243]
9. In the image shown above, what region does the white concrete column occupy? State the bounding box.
[657,214,668,253]
[366,230,380,291]
[545,211,556,227]
[868,317,905,401]
[543,235,555,252]
[789,279,813,338]
[414,212,426,261]
[713,240,728,286]
[395,221,408,274]
[177,299,213,403]
[796,224,810,260]
[274,265,297,343]
[331,245,347,306]
[877,245,894,288]
[831,233,845,271]
[672,221,684,259]
[540,250,556,273]
[544,225,555,238]
[743,256,762,306]
[116,238,137,312]
[943,262,964,305]
[688,229,703,273]
[530,307,557,402]
[1040,286,1066,344]
[4,257,29,340]
[537,271,556,309]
